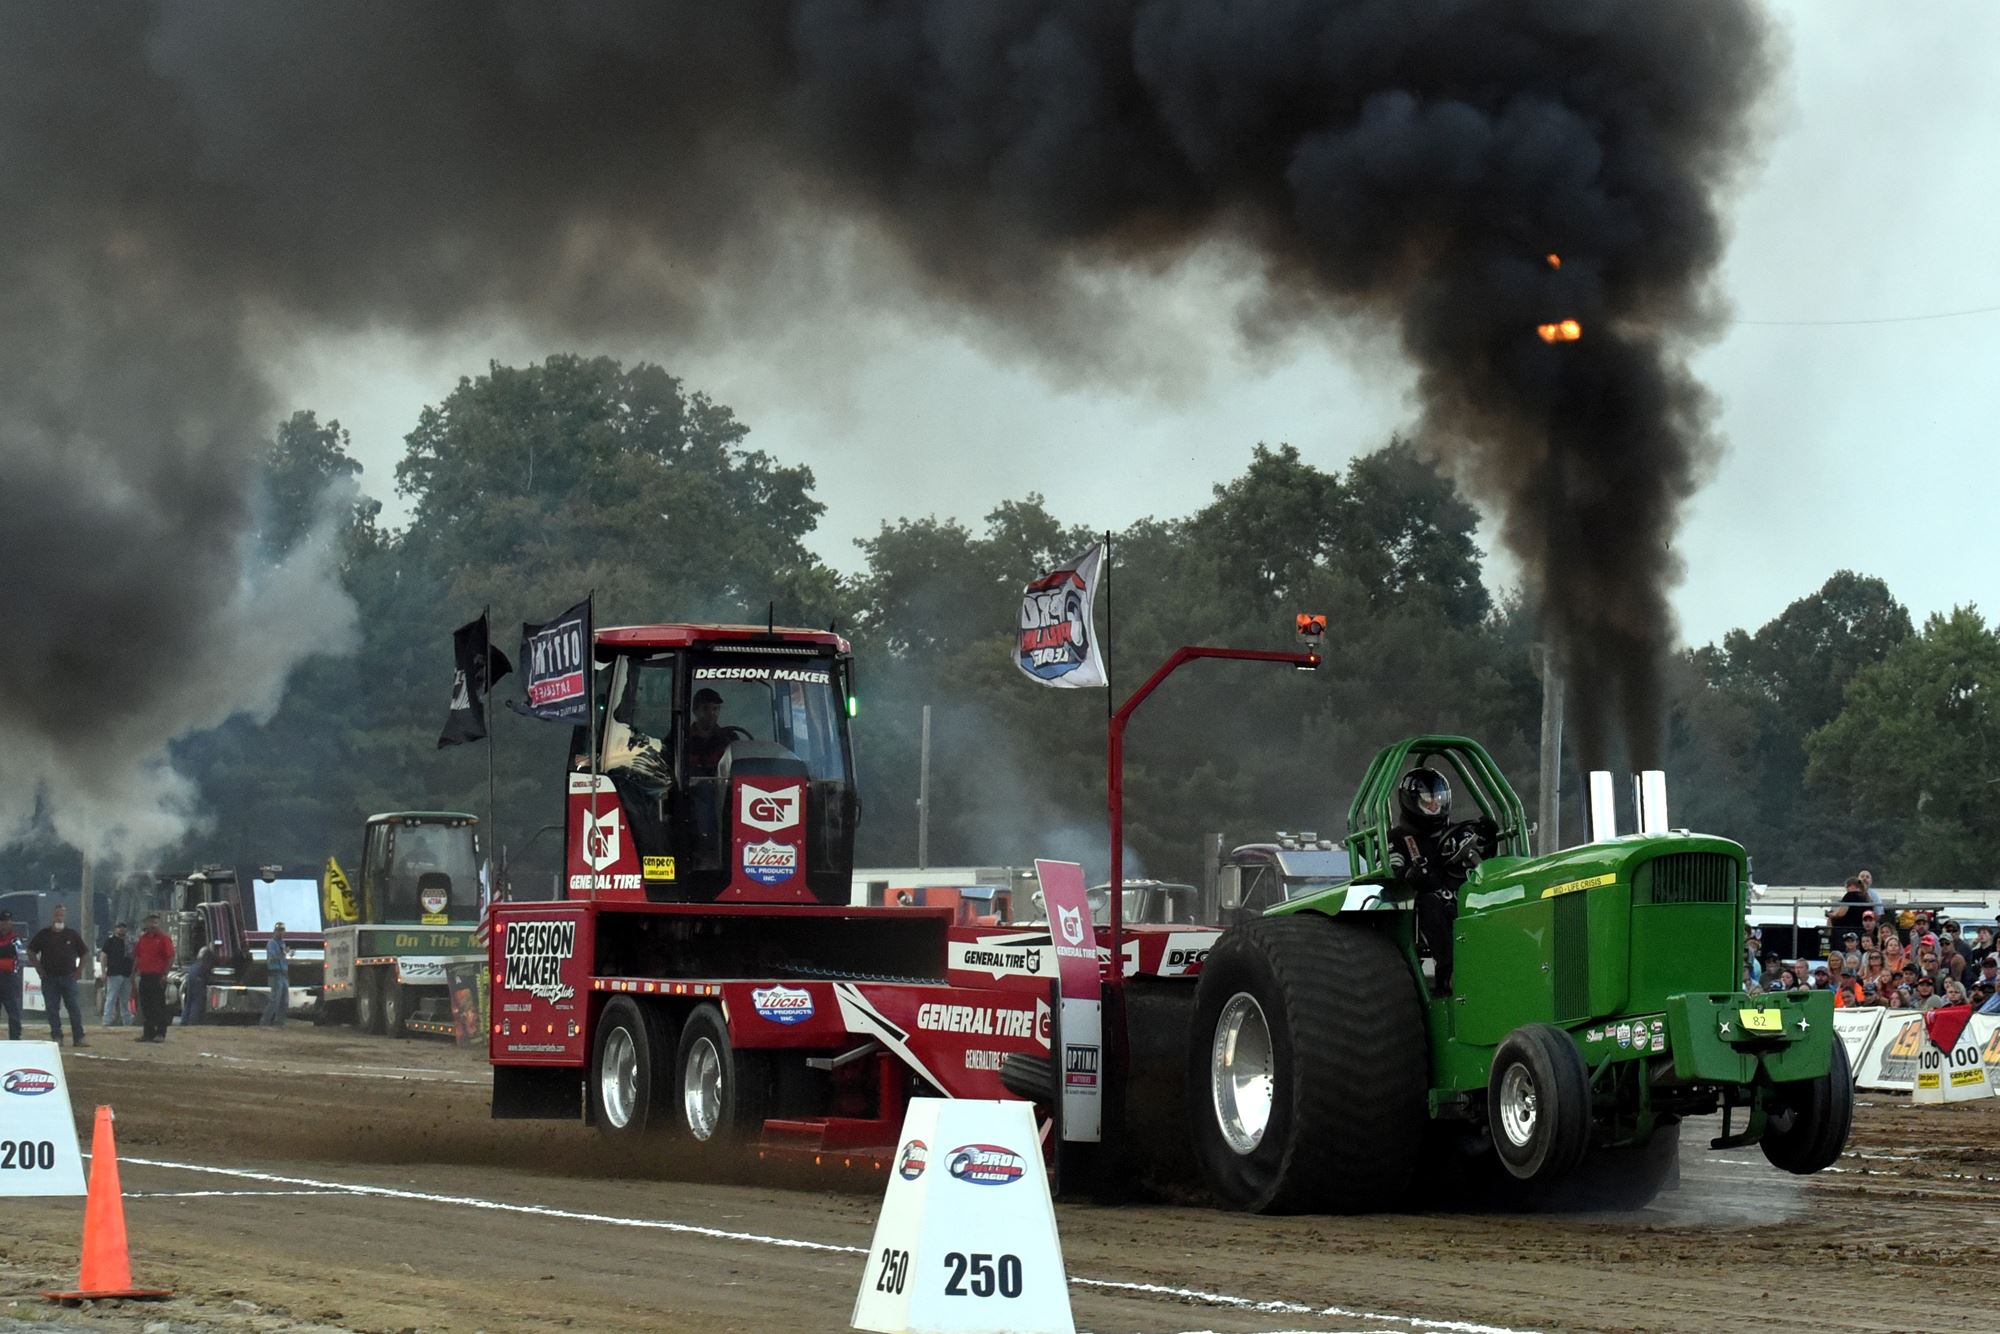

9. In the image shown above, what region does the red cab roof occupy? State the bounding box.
[595,623,850,654]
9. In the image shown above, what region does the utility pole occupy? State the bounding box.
[1535,644,1564,856]
[916,705,932,870]
[79,854,95,983]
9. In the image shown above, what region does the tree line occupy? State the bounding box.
[9,354,1992,896]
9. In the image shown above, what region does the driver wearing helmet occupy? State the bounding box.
[1386,766,1499,995]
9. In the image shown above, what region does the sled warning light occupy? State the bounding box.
[1295,613,1327,639]
[1545,253,1562,270]
[1537,319,1583,344]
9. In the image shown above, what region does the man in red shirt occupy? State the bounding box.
[0,908,22,1041]
[132,914,176,1043]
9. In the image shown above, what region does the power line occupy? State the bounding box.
[1734,302,2000,328]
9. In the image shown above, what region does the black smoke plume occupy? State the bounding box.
[1,0,1770,850]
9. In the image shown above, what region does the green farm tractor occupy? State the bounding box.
[1189,735,1852,1213]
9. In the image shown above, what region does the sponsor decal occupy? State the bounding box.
[947,1143,1026,1186]
[1065,1044,1099,1088]
[2,1068,56,1097]
[964,1049,1004,1071]
[897,1139,928,1181]
[1034,997,1052,1046]
[1649,1018,1665,1033]
[582,808,623,871]
[1015,543,1107,686]
[1585,1028,1604,1043]
[1616,1023,1633,1049]
[1164,947,1210,969]
[739,783,801,833]
[420,889,448,916]
[1057,905,1086,947]
[642,855,676,882]
[1540,873,1617,900]
[694,665,830,684]
[954,942,1046,975]
[751,984,814,1024]
[916,1003,1037,1038]
[501,919,578,1002]
[742,839,799,885]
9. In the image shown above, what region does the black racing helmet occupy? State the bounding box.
[1397,766,1452,829]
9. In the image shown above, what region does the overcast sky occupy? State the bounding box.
[281,1,1999,651]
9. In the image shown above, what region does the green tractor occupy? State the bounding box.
[1189,736,1851,1213]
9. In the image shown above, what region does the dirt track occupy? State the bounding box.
[3,1024,1997,1333]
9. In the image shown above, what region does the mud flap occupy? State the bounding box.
[492,1065,584,1120]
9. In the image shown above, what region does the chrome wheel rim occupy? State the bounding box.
[1210,993,1275,1155]
[599,1026,638,1129]
[1498,1063,1539,1148]
[684,1036,723,1140]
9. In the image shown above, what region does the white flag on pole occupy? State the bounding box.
[1014,544,1108,689]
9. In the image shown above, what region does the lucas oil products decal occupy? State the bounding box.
[743,839,799,884]
[751,984,814,1024]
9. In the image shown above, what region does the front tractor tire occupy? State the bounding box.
[591,997,677,1140]
[673,1004,774,1149]
[1759,1037,1853,1175]
[1188,914,1427,1213]
[1487,1024,1592,1183]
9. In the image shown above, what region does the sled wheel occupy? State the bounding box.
[355,969,385,1036]
[674,1003,773,1146]
[591,997,677,1139]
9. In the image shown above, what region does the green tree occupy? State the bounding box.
[1806,606,2000,886]
[257,411,367,558]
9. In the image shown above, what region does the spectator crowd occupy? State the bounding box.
[1747,869,2000,1014]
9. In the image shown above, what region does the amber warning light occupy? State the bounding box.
[1295,613,1326,671]
[1536,319,1582,344]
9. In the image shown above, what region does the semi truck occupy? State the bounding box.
[153,867,323,1020]
[322,812,486,1038]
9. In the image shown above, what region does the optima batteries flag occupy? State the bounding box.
[1016,543,1107,688]
[519,597,593,723]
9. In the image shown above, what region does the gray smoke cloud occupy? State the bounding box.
[0,0,1771,850]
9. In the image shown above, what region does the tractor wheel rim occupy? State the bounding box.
[1210,992,1275,1155]
[1498,1063,1539,1148]
[684,1037,723,1140]
[600,1026,638,1129]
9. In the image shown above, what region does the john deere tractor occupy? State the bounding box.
[1189,736,1851,1213]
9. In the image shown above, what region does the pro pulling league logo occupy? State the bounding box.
[1018,566,1091,679]
[502,919,578,1003]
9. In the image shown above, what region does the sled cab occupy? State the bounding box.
[568,624,859,906]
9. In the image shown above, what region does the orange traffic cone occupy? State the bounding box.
[44,1106,172,1304]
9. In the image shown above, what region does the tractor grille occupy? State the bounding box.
[1634,852,1738,906]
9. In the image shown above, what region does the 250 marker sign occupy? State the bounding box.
[872,1249,1024,1300]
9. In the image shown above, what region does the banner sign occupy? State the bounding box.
[1854,1011,1926,1090]
[1036,859,1102,1144]
[518,598,593,723]
[1914,1004,1992,1103]
[1015,544,1108,688]
[1832,1007,1883,1080]
[439,613,513,747]
[322,856,359,925]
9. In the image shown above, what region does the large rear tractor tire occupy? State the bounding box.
[355,969,385,1036]
[673,1004,774,1149]
[1188,914,1427,1213]
[591,997,678,1140]
[1759,1038,1853,1175]
[1487,1023,1592,1183]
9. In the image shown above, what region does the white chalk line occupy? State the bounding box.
[128,1192,356,1200]
[120,1156,1537,1334]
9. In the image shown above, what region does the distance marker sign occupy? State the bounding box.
[852,1098,1073,1334]
[0,1042,87,1196]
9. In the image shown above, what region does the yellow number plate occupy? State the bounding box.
[1737,1008,1783,1033]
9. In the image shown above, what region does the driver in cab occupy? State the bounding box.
[1386,766,1498,996]
[685,688,733,776]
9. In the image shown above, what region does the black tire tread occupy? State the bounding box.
[1190,914,1427,1213]
[1760,1039,1853,1175]
[1488,1023,1592,1183]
